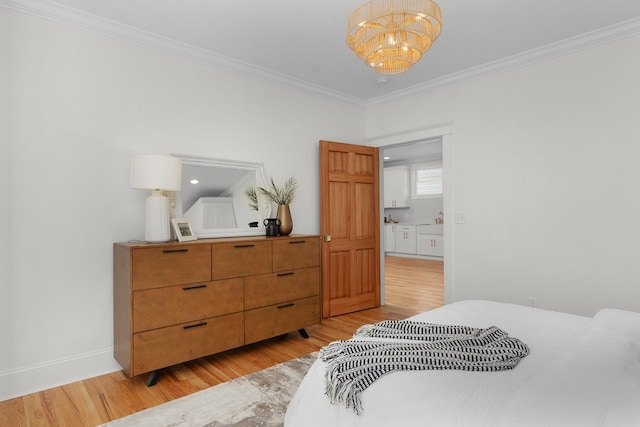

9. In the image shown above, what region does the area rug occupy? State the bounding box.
[101,352,318,427]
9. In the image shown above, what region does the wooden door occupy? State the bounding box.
[320,140,380,317]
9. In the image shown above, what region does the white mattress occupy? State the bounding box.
[285,300,640,427]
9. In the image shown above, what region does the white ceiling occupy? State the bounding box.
[5,0,640,105]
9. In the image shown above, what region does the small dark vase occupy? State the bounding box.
[263,218,280,236]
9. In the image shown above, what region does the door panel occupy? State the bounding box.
[329,181,349,239]
[320,140,380,317]
[355,182,375,239]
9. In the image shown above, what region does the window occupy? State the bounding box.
[412,161,443,198]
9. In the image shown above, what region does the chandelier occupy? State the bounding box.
[347,0,442,75]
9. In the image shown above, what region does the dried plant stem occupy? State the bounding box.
[258,176,298,206]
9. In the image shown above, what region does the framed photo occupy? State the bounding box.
[171,218,197,242]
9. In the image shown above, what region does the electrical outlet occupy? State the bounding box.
[454,212,467,224]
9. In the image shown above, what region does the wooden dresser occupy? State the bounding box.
[113,235,321,381]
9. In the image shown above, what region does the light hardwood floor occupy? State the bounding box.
[0,256,443,427]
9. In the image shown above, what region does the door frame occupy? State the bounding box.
[367,121,454,305]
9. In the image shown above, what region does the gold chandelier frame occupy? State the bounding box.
[347,0,442,75]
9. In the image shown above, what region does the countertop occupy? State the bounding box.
[385,223,444,234]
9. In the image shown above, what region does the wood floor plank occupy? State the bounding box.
[0,256,443,426]
[0,398,26,427]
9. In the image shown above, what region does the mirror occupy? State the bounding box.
[172,154,270,238]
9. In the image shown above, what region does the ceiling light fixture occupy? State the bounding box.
[347,0,442,75]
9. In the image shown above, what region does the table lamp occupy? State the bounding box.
[130,154,182,243]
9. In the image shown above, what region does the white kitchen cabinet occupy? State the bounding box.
[394,225,416,254]
[385,224,396,252]
[417,234,444,257]
[384,166,410,208]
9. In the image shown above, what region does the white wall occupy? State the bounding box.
[0,9,365,400]
[0,6,11,390]
[367,34,640,317]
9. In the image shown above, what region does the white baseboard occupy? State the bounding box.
[0,348,122,402]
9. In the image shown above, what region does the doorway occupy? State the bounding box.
[380,136,447,309]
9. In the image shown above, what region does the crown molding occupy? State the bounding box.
[0,0,367,107]
[367,16,640,107]
[3,0,640,108]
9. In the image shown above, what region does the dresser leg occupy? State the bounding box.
[298,328,309,339]
[145,370,162,386]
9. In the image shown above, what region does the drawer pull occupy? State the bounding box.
[163,249,189,253]
[277,272,295,277]
[277,303,295,309]
[289,240,306,245]
[183,284,207,291]
[234,244,255,248]
[183,322,207,330]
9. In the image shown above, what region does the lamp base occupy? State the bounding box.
[145,190,171,243]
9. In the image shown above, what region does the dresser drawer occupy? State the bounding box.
[132,244,211,290]
[244,296,320,344]
[132,278,244,332]
[244,267,319,310]
[132,312,244,376]
[272,238,320,271]
[212,240,272,279]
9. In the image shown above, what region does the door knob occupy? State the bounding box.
[324,234,332,242]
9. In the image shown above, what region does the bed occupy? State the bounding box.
[285,300,640,427]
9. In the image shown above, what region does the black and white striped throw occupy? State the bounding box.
[320,320,530,414]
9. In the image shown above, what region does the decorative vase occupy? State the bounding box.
[263,218,280,236]
[277,204,293,235]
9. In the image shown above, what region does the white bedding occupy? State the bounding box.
[285,300,640,427]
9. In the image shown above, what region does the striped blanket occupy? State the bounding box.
[320,320,530,414]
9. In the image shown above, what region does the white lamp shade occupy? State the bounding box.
[130,154,182,191]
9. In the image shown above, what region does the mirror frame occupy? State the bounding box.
[172,154,268,238]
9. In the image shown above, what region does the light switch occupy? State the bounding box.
[454,212,467,224]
